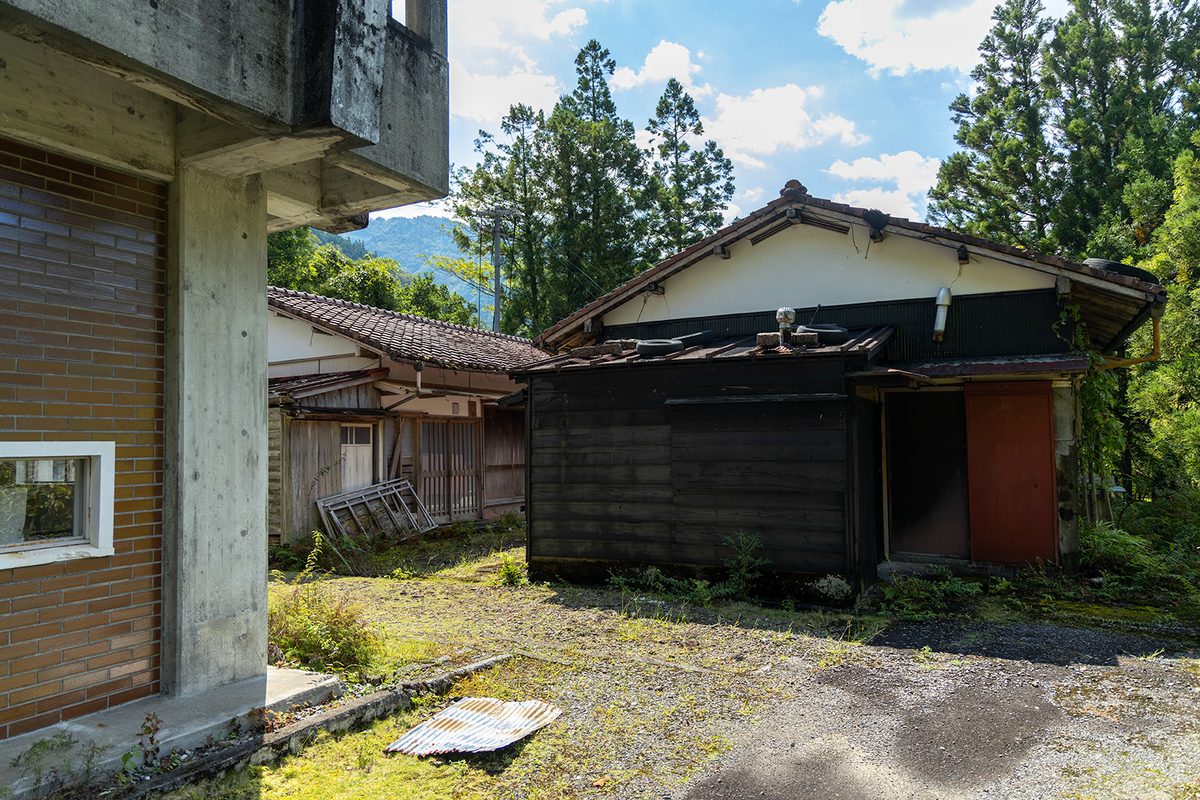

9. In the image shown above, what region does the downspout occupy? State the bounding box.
[1094,306,1163,371]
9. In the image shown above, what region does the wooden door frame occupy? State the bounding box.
[878,385,966,562]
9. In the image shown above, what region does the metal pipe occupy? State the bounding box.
[1095,317,1161,371]
[933,287,951,342]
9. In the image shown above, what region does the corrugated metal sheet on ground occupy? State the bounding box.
[385,697,562,756]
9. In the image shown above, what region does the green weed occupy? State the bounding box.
[882,570,983,619]
[605,530,770,606]
[268,533,384,673]
[493,552,529,587]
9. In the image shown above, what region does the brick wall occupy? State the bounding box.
[0,136,165,739]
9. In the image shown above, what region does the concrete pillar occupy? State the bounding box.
[406,0,447,56]
[1053,381,1080,573]
[163,166,268,696]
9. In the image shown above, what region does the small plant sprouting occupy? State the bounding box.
[494,552,529,587]
[10,730,77,794]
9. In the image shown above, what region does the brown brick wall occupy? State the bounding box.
[0,136,165,739]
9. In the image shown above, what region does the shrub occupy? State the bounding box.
[882,570,983,619]
[267,535,383,673]
[494,552,529,587]
[1080,519,1197,597]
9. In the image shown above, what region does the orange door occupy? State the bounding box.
[964,383,1057,564]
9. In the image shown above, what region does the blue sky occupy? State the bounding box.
[380,0,1070,223]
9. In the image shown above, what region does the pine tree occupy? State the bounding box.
[450,104,555,335]
[927,0,1058,253]
[645,78,735,260]
[543,40,649,320]
[1045,0,1193,259]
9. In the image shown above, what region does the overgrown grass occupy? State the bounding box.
[606,530,770,607]
[269,512,527,579]
[267,538,385,674]
[879,569,984,620]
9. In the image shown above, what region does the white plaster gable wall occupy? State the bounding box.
[602,223,1056,327]
[268,312,377,372]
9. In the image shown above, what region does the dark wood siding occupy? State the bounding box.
[526,357,852,576]
[603,289,1068,363]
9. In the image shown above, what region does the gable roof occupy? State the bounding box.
[268,287,548,372]
[537,180,1168,353]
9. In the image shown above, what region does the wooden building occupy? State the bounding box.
[268,287,545,543]
[515,180,1168,592]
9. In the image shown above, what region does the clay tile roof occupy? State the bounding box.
[267,287,548,372]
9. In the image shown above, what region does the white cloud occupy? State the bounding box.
[826,151,940,188]
[817,0,1073,76]
[740,187,766,203]
[817,0,993,75]
[449,58,561,123]
[612,40,711,96]
[450,0,588,54]
[702,85,868,169]
[825,150,942,218]
[831,186,922,218]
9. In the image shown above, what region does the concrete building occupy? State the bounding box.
[0,0,449,762]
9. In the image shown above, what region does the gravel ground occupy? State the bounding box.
[337,569,1200,800]
[661,622,1200,800]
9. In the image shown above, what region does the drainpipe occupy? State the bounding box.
[932,288,952,343]
[1095,305,1164,371]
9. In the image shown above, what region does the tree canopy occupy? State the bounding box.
[450,41,736,336]
[932,0,1200,504]
[266,228,480,327]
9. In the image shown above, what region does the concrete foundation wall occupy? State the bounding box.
[1054,381,1081,572]
[162,167,267,696]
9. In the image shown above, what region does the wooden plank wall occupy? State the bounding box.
[484,406,525,513]
[527,358,852,575]
[285,420,342,539]
[267,408,284,544]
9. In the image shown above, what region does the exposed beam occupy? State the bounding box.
[178,109,344,177]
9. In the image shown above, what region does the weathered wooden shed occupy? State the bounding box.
[268,288,546,543]
[515,181,1168,592]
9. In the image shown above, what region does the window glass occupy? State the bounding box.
[355,426,372,445]
[0,458,86,548]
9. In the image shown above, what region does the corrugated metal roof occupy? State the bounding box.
[268,287,549,373]
[851,353,1090,379]
[385,697,562,756]
[516,326,894,374]
[268,368,388,401]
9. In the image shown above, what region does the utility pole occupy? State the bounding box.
[479,208,519,332]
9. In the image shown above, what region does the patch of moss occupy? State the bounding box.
[1049,600,1170,625]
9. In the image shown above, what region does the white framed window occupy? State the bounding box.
[0,441,115,568]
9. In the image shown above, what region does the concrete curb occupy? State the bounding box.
[118,654,514,798]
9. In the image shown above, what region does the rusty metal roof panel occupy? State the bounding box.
[515,327,895,374]
[385,697,562,756]
[268,368,388,400]
[851,353,1090,380]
